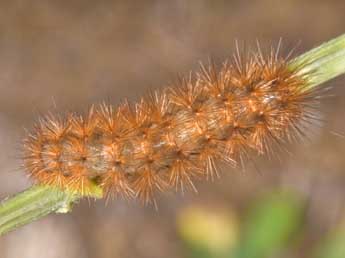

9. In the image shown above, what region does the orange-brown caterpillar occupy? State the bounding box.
[23,48,319,205]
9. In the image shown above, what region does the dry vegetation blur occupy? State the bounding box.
[0,1,345,258]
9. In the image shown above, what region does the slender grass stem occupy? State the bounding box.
[0,185,102,236]
[290,33,345,88]
[1,33,345,237]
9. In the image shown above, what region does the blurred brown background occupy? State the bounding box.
[1,1,345,257]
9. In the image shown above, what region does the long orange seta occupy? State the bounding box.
[1,34,345,236]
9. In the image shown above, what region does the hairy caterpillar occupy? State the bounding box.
[23,47,319,205]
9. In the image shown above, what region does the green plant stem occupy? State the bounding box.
[290,33,345,88]
[1,34,345,237]
[0,185,102,236]
[0,186,75,236]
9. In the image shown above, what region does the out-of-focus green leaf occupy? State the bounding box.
[234,191,305,258]
[177,205,239,258]
[314,219,345,258]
